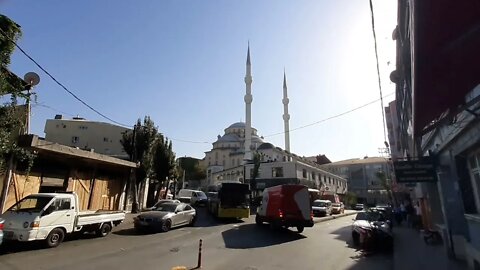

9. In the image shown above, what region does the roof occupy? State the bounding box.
[19,135,137,169]
[325,157,388,166]
[216,134,240,142]
[227,122,246,129]
[257,142,274,150]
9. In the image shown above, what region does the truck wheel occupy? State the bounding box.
[97,223,112,237]
[45,228,65,248]
[255,215,263,225]
[296,226,304,233]
[161,219,172,232]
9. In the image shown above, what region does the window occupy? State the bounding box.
[51,198,71,211]
[72,136,79,143]
[79,126,88,130]
[103,137,109,142]
[184,205,192,211]
[312,172,316,180]
[323,175,327,183]
[468,151,480,212]
[329,177,332,184]
[272,167,284,178]
[302,169,307,178]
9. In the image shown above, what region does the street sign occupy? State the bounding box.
[394,157,437,183]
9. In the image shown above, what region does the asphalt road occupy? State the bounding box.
[0,209,392,270]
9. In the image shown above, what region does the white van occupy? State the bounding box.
[177,189,208,206]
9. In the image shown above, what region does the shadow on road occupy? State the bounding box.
[192,207,245,228]
[0,232,100,255]
[222,224,306,249]
[329,224,393,270]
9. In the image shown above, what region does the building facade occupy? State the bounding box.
[392,0,480,267]
[321,157,391,205]
[44,115,130,159]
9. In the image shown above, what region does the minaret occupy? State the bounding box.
[283,70,291,152]
[244,44,253,162]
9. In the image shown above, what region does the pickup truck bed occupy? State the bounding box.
[77,210,125,226]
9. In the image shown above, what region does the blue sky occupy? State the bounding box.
[2,0,396,161]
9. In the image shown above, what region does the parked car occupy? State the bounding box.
[351,211,393,251]
[0,217,4,246]
[146,199,181,211]
[177,189,208,206]
[1,192,125,248]
[354,203,365,211]
[255,184,314,233]
[312,200,332,217]
[331,202,345,214]
[134,202,196,232]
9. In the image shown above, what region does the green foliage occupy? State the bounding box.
[177,157,206,181]
[120,116,159,184]
[344,192,357,207]
[250,152,261,190]
[0,14,35,174]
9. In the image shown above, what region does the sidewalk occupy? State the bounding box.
[393,226,467,270]
[313,210,357,224]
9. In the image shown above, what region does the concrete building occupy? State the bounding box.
[321,157,391,204]
[385,100,402,161]
[44,115,130,159]
[392,0,480,266]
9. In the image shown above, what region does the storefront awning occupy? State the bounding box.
[412,0,480,136]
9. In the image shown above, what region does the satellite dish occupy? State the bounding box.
[24,72,40,86]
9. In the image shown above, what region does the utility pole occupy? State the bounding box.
[130,124,139,213]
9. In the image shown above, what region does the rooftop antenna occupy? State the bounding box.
[23,72,40,134]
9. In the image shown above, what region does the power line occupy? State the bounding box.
[0,27,131,128]
[33,102,211,144]
[263,92,394,138]
[368,0,388,144]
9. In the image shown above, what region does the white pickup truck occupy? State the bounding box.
[0,192,125,248]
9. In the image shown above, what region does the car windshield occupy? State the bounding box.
[355,211,383,221]
[8,196,53,212]
[313,201,328,207]
[195,191,207,198]
[154,203,179,213]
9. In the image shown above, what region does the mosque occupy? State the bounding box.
[202,45,347,196]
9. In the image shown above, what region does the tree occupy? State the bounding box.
[376,170,395,206]
[177,157,206,187]
[120,116,158,212]
[0,14,35,174]
[249,152,261,203]
[344,192,357,208]
[151,136,176,202]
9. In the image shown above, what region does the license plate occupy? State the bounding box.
[4,231,14,239]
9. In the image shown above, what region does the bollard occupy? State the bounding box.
[197,239,203,269]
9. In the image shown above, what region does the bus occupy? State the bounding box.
[207,182,250,219]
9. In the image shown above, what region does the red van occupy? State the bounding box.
[255,184,314,233]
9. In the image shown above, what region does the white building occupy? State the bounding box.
[204,45,346,195]
[44,115,130,159]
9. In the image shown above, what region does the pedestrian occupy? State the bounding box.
[394,205,403,225]
[414,201,423,229]
[400,202,406,223]
[406,201,414,227]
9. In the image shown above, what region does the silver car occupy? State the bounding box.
[146,199,181,211]
[134,202,196,232]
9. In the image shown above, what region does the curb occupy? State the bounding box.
[313,211,357,224]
